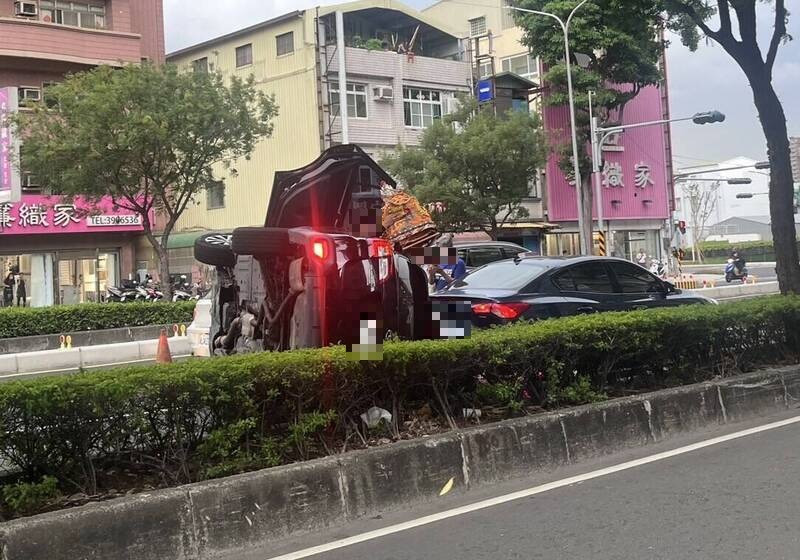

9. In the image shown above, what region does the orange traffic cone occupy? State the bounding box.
[156,328,172,364]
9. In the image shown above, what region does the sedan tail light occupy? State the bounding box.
[309,237,332,265]
[368,238,394,281]
[471,302,530,320]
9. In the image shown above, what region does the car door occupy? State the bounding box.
[550,261,618,315]
[606,261,668,311]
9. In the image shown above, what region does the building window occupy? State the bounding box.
[501,53,538,79]
[478,61,493,79]
[329,83,368,119]
[206,181,225,210]
[17,86,41,108]
[40,1,106,29]
[469,16,487,37]
[276,31,294,56]
[403,87,442,128]
[235,44,253,68]
[192,57,208,73]
[501,1,516,29]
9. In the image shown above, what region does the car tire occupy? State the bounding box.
[194,233,236,267]
[231,227,293,256]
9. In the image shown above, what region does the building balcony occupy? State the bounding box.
[328,47,471,89]
[0,17,142,67]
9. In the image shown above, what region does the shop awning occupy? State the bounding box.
[501,222,560,230]
[166,231,208,249]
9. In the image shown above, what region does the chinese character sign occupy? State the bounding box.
[0,195,145,235]
[543,84,670,221]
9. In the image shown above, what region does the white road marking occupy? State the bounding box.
[265,414,800,560]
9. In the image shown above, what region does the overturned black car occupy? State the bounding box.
[194,145,433,355]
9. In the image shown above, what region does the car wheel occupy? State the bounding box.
[231,227,293,256]
[194,233,236,267]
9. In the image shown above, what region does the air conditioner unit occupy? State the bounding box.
[19,87,42,102]
[15,2,39,16]
[372,86,393,101]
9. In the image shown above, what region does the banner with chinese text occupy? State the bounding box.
[0,195,146,235]
[0,87,21,204]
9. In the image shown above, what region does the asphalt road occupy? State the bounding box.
[687,262,778,283]
[236,409,800,560]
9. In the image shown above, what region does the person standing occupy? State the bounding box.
[15,273,26,307]
[2,268,13,308]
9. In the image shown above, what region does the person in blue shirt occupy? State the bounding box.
[427,235,467,292]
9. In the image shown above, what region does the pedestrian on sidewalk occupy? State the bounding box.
[15,274,26,307]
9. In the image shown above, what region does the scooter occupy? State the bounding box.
[725,258,748,283]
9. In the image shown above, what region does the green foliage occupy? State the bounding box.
[0,301,195,339]
[13,63,278,296]
[2,476,60,517]
[550,376,606,406]
[365,38,385,51]
[476,381,523,412]
[197,419,283,480]
[381,97,546,237]
[1,296,799,511]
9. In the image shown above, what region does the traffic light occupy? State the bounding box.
[692,111,726,125]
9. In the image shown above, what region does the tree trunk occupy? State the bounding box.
[143,227,173,301]
[749,76,800,294]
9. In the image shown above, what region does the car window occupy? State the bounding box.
[555,262,615,293]
[467,247,505,267]
[501,247,526,259]
[609,262,662,293]
[453,261,549,291]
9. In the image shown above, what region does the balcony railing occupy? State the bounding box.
[0,16,142,66]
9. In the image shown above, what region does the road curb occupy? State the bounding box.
[2,366,799,559]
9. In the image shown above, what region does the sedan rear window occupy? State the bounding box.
[452,261,549,291]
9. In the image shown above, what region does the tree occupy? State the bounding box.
[381,98,546,239]
[514,0,666,252]
[662,1,799,293]
[14,63,277,298]
[683,181,720,263]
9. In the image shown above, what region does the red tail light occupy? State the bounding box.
[368,238,394,258]
[471,303,492,315]
[310,238,331,263]
[471,302,530,320]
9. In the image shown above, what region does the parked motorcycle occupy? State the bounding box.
[106,279,140,303]
[649,258,666,278]
[725,258,748,283]
[172,288,195,302]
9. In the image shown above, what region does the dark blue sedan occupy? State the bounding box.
[431,255,716,327]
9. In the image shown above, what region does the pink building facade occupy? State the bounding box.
[0,0,164,306]
[542,83,674,259]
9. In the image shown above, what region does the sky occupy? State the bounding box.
[164,0,800,170]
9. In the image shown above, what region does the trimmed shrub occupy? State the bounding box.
[0,296,798,509]
[0,301,195,339]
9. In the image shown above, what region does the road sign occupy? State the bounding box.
[476,79,494,103]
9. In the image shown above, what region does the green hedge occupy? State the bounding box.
[0,301,196,339]
[1,296,798,512]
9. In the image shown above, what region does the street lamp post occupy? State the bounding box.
[590,110,726,264]
[506,1,592,255]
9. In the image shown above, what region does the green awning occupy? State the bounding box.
[166,231,208,249]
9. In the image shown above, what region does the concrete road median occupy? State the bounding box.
[0,336,192,380]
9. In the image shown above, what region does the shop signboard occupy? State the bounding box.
[0,87,21,204]
[0,194,146,235]
[542,84,671,222]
